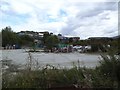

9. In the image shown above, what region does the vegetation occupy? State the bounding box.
[45,35,59,51]
[1,26,34,48]
[1,26,120,89]
[42,32,60,51]
[97,51,120,88]
[19,35,34,47]
[1,26,59,50]
[2,48,120,89]
[2,26,20,47]
[1,26,119,53]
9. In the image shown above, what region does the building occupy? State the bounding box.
[57,34,80,43]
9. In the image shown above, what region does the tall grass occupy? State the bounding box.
[2,50,120,89]
[2,52,91,89]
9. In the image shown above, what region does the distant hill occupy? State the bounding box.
[112,35,120,39]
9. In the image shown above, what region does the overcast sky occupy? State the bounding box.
[0,0,119,39]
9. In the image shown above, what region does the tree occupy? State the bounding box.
[109,39,120,54]
[42,32,50,45]
[45,35,59,52]
[19,35,34,47]
[97,48,120,88]
[2,26,20,47]
[1,26,34,47]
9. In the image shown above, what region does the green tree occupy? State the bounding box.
[43,32,50,45]
[2,26,20,47]
[19,35,34,47]
[45,35,59,52]
[97,48,120,88]
[109,39,120,54]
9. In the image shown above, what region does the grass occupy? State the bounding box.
[2,50,120,89]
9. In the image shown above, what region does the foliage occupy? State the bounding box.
[2,27,120,89]
[109,39,120,54]
[2,67,90,89]
[43,32,50,45]
[2,48,120,89]
[1,26,34,47]
[2,26,20,47]
[45,35,59,51]
[96,51,120,88]
[19,35,34,47]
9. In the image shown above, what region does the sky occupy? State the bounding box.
[0,0,119,39]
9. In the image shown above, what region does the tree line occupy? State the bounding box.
[1,26,119,54]
[1,26,34,48]
[1,26,59,49]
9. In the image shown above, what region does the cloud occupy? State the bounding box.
[0,0,118,39]
[60,2,118,39]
